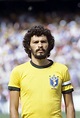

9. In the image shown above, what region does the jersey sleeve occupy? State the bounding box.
[62,67,74,94]
[8,67,20,91]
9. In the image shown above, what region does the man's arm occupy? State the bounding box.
[63,92,75,118]
[9,91,20,118]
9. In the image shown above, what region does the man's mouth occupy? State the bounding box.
[36,48,45,52]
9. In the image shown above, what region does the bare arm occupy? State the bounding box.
[63,92,75,118]
[9,91,20,118]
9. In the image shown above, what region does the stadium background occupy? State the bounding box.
[0,0,80,117]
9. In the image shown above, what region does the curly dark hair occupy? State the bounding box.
[23,25,55,58]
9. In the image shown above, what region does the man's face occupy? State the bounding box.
[30,35,49,59]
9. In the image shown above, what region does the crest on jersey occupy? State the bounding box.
[50,75,58,87]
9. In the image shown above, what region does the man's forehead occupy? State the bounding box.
[31,35,47,40]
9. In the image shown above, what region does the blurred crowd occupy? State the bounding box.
[0,11,80,112]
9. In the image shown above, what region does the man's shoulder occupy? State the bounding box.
[53,62,68,70]
[12,61,30,72]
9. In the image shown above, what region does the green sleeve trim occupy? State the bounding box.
[62,88,74,94]
[8,86,20,91]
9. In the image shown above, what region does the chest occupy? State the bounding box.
[20,68,63,96]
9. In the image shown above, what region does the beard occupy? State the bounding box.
[31,48,49,59]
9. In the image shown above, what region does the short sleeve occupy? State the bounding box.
[62,67,74,94]
[8,67,20,91]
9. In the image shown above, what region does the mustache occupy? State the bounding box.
[36,48,45,52]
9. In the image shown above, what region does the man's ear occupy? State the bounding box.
[29,47,31,51]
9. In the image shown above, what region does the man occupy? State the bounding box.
[8,25,75,118]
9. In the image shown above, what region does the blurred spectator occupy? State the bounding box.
[0,11,80,94]
[0,84,7,113]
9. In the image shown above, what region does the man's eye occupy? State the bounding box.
[41,41,45,43]
[41,41,47,43]
[34,41,38,43]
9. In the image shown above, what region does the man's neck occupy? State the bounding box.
[31,58,50,66]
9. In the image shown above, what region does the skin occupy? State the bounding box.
[29,35,50,65]
[63,93,75,118]
[9,35,75,118]
[9,91,19,118]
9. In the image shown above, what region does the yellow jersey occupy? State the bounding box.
[8,60,73,118]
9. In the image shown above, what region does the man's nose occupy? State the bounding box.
[38,42,43,47]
